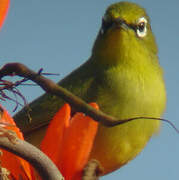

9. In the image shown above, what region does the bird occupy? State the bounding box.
[14,1,166,175]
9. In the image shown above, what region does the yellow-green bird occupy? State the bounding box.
[14,1,166,175]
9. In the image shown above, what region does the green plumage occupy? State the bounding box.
[14,1,166,174]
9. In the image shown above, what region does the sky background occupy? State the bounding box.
[0,0,179,179]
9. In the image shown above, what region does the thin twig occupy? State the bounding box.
[0,63,178,133]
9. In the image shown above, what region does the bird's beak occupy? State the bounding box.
[100,17,130,35]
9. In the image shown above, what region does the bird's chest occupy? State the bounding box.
[90,67,166,173]
[96,67,166,118]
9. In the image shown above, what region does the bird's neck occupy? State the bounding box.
[91,29,159,70]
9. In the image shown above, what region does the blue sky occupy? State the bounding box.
[0,0,179,179]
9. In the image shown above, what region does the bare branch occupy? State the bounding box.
[0,135,64,180]
[0,63,118,126]
[0,62,178,133]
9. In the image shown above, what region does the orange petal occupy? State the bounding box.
[40,103,99,180]
[57,103,99,180]
[40,103,71,164]
[0,0,10,28]
[0,105,32,180]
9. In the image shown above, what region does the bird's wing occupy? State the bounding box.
[13,60,95,135]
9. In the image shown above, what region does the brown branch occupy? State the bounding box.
[0,63,118,126]
[0,135,64,180]
[0,63,136,126]
[0,62,178,133]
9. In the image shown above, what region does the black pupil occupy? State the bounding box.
[138,22,145,32]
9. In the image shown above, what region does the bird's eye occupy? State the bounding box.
[136,17,147,38]
[138,22,145,32]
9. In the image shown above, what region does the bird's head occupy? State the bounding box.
[92,2,158,66]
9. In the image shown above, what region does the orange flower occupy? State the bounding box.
[0,1,32,179]
[41,103,99,180]
[0,0,10,28]
[0,105,32,180]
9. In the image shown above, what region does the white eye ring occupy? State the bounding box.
[136,17,147,38]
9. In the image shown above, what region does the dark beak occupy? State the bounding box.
[100,17,130,35]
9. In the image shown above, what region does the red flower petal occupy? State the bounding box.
[41,103,99,180]
[0,0,10,28]
[0,105,32,180]
[40,103,71,164]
